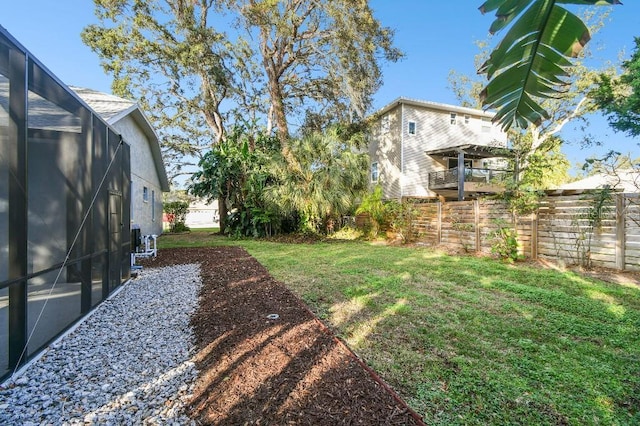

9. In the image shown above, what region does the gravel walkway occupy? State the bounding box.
[0,264,201,425]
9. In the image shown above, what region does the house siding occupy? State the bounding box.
[414,108,501,152]
[369,106,402,199]
[111,116,163,236]
[184,199,220,229]
[402,106,446,197]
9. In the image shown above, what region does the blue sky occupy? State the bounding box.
[2,1,639,174]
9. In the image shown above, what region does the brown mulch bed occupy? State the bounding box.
[140,247,424,425]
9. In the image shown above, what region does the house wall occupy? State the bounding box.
[184,200,220,229]
[111,116,163,236]
[401,105,446,197]
[369,106,402,199]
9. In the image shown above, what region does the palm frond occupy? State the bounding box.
[478,0,621,130]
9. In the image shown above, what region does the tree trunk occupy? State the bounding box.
[265,65,296,164]
[218,180,230,235]
[266,103,274,136]
[266,68,289,143]
[257,20,289,146]
[218,191,228,234]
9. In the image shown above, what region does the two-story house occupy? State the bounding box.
[369,97,509,201]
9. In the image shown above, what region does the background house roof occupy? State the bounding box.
[558,170,640,193]
[71,86,170,192]
[373,97,497,118]
[70,86,136,122]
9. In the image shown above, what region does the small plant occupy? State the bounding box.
[573,187,614,268]
[164,201,190,233]
[171,221,191,233]
[501,182,544,216]
[329,225,363,240]
[356,185,389,238]
[489,219,520,262]
[449,212,474,252]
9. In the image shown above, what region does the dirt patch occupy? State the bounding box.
[140,247,423,425]
[532,258,640,289]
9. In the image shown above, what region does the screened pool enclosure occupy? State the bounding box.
[0,28,131,380]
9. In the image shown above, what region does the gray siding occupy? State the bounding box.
[111,116,163,236]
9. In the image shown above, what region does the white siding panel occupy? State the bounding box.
[370,106,402,199]
[408,106,505,153]
[402,106,444,197]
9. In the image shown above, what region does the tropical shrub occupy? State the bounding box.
[386,200,419,244]
[489,218,520,262]
[266,126,369,234]
[190,126,284,237]
[356,185,388,238]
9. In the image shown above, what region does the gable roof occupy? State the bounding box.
[71,87,170,192]
[70,86,136,121]
[559,170,640,193]
[373,97,497,119]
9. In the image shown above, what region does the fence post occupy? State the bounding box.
[616,193,626,271]
[474,199,480,253]
[531,210,538,260]
[437,201,442,244]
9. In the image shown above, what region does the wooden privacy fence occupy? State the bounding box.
[408,193,640,271]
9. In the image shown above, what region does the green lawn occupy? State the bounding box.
[159,231,640,425]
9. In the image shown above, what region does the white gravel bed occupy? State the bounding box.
[0,264,202,425]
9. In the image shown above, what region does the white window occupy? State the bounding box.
[464,114,470,125]
[381,115,390,134]
[408,121,416,135]
[371,162,379,183]
[151,190,156,221]
[482,117,491,133]
[450,112,457,125]
[143,186,149,202]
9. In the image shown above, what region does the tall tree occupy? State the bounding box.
[592,37,640,138]
[478,0,621,131]
[235,0,402,143]
[83,0,401,180]
[510,133,570,189]
[82,0,245,183]
[581,151,638,177]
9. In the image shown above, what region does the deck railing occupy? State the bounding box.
[428,167,511,189]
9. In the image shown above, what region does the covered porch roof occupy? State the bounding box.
[425,143,511,160]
